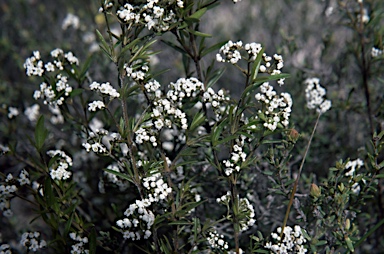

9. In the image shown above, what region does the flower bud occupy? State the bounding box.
[345,218,350,230]
[288,128,299,142]
[310,183,321,198]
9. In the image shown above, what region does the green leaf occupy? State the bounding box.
[186,28,212,38]
[64,213,73,237]
[211,120,227,146]
[201,40,227,57]
[35,115,48,152]
[79,55,93,82]
[345,237,354,252]
[70,88,84,97]
[206,67,225,89]
[189,112,206,132]
[378,160,384,170]
[254,250,269,253]
[96,29,111,57]
[161,40,186,55]
[150,68,171,80]
[103,168,134,184]
[168,220,192,226]
[314,240,328,246]
[43,177,57,211]
[188,7,207,20]
[250,47,265,82]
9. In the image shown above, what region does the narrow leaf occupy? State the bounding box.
[35,115,48,151]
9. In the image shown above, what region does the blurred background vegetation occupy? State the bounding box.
[1,0,383,252]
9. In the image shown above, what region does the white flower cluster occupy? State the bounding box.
[238,197,256,231]
[358,8,370,24]
[135,77,204,147]
[217,41,286,85]
[24,49,79,78]
[7,106,19,119]
[82,129,108,154]
[135,127,159,146]
[345,158,364,177]
[0,243,11,254]
[24,51,44,76]
[260,53,285,81]
[69,232,89,254]
[125,62,150,82]
[20,232,47,252]
[62,13,80,30]
[216,192,255,231]
[116,199,155,241]
[64,51,80,65]
[0,174,18,217]
[32,74,73,106]
[255,82,292,131]
[99,1,113,12]
[0,144,10,154]
[345,158,365,194]
[103,164,129,191]
[48,105,64,124]
[245,42,262,60]
[207,230,229,251]
[50,48,64,68]
[216,40,243,64]
[265,225,308,254]
[0,170,31,217]
[117,1,183,32]
[142,171,172,203]
[304,78,331,114]
[203,87,229,120]
[167,77,204,104]
[223,140,247,176]
[216,191,231,204]
[371,47,383,58]
[88,100,105,112]
[18,169,31,186]
[144,79,161,93]
[47,150,73,180]
[90,81,120,99]
[24,104,40,122]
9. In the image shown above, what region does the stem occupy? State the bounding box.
[280,113,321,239]
[359,28,374,136]
[230,181,240,254]
[189,32,203,83]
[160,151,179,252]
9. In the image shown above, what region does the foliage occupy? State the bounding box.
[0,0,383,253]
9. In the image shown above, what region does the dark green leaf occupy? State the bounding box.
[188,7,207,20]
[201,41,227,57]
[103,168,134,184]
[161,40,186,55]
[35,115,48,151]
[70,88,84,97]
[186,28,212,38]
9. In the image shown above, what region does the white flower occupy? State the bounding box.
[304,78,331,114]
[24,104,40,122]
[7,107,19,119]
[88,100,105,111]
[62,13,80,30]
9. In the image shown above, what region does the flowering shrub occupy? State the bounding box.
[1,0,384,253]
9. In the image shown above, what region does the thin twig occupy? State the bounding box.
[280,113,321,239]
